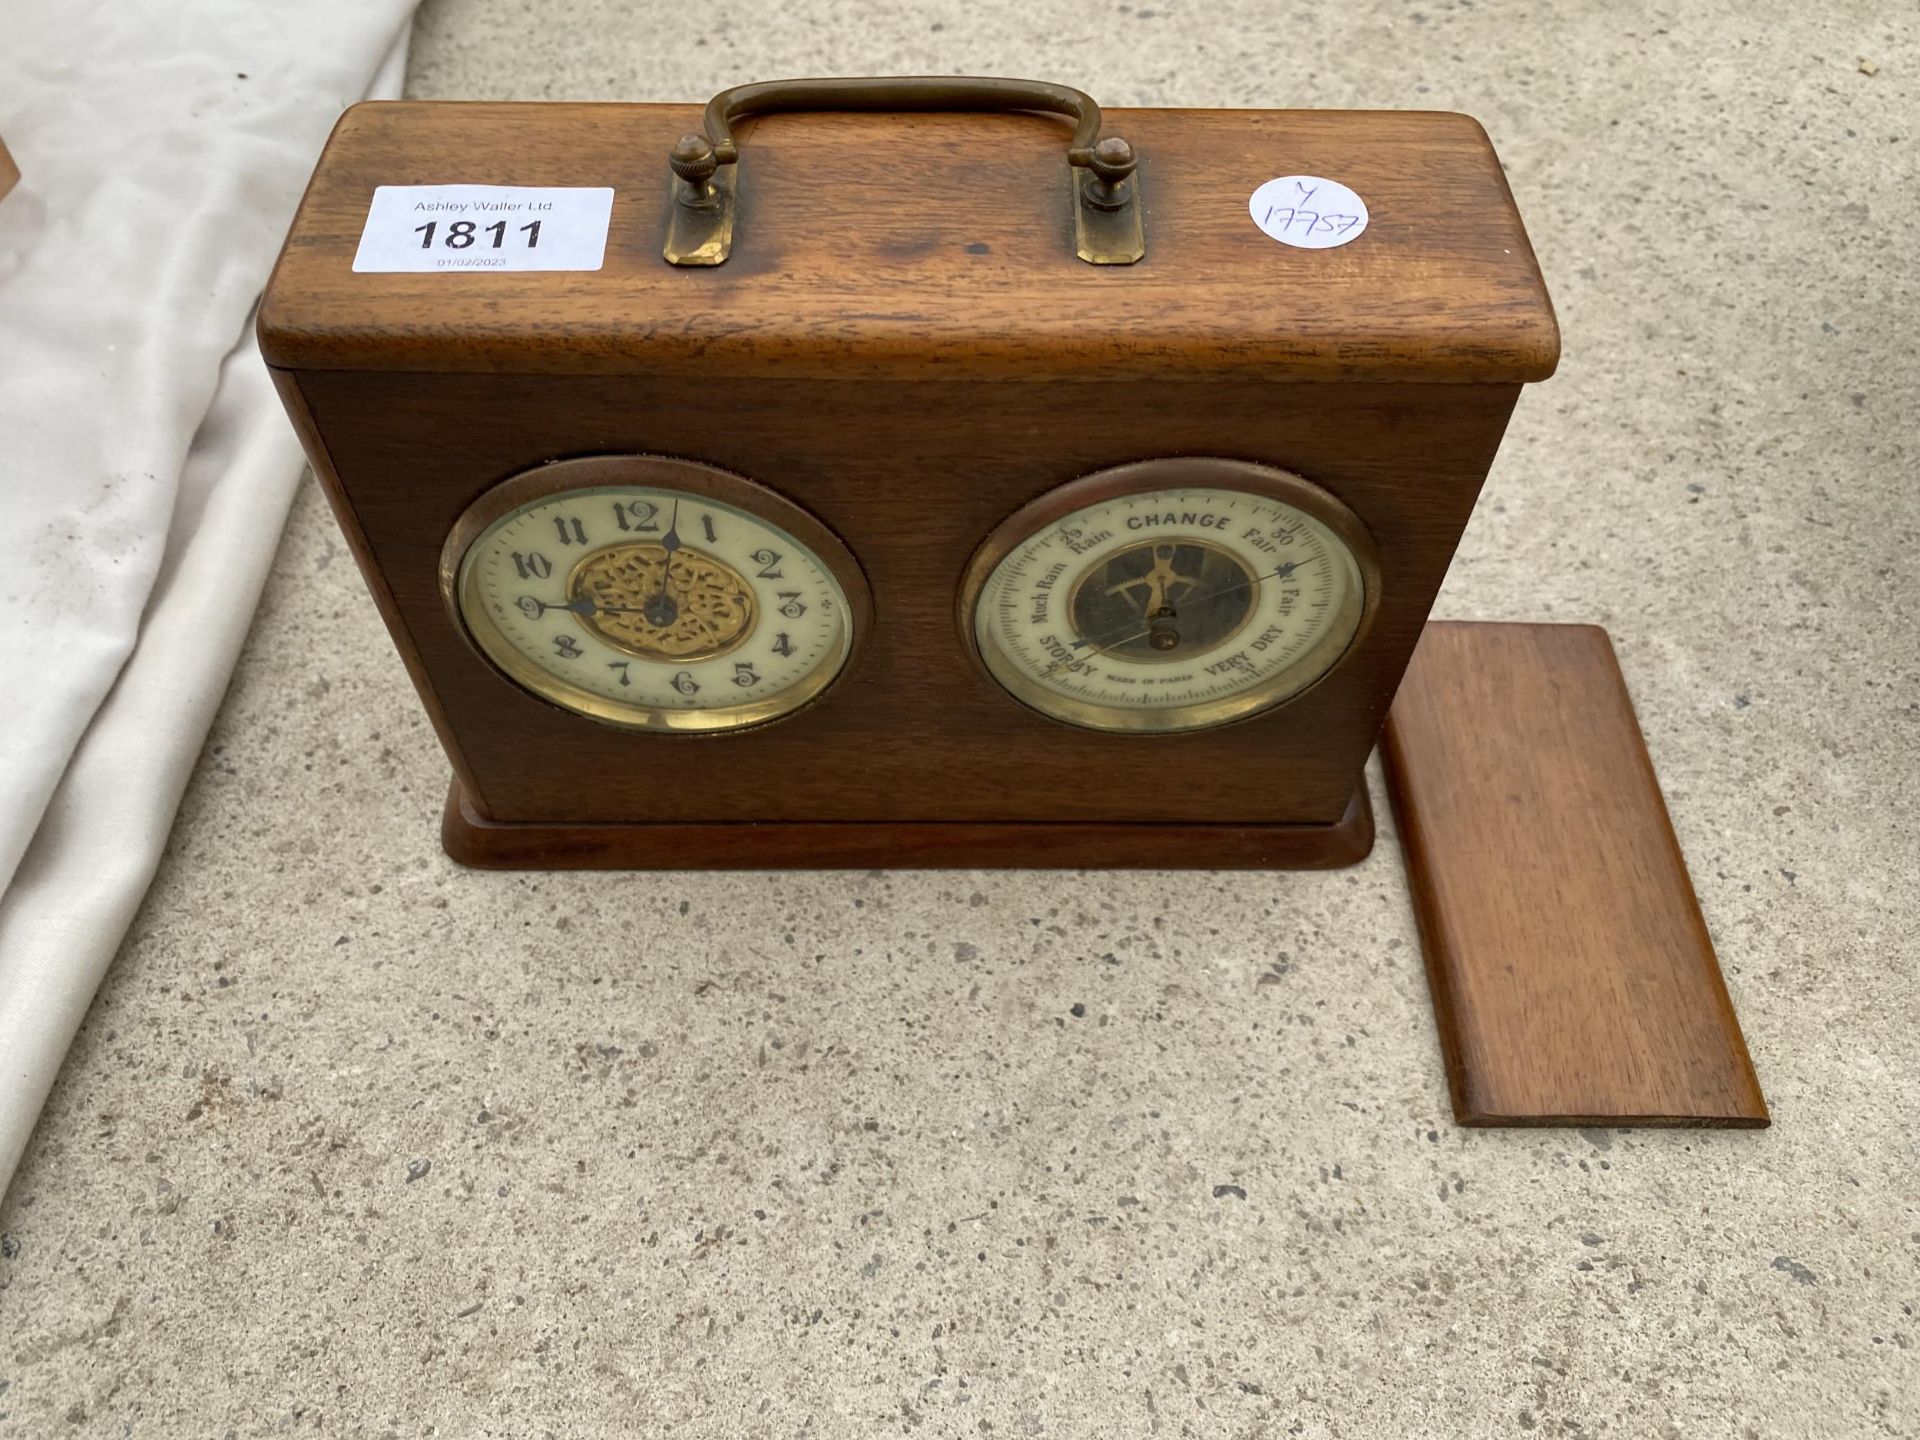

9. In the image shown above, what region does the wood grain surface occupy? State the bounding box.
[259,102,1558,382]
[285,370,1515,829]
[443,778,1373,869]
[1381,622,1768,1127]
[260,101,1557,857]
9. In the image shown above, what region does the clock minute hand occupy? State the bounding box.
[519,596,673,620]
[519,596,600,619]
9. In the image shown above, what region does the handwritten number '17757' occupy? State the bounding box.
[1262,204,1363,239]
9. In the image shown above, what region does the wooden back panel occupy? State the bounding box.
[1383,623,1768,1125]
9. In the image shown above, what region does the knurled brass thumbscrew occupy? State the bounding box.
[1082,136,1138,210]
[670,133,719,204]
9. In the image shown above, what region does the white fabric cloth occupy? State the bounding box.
[0,4,417,1195]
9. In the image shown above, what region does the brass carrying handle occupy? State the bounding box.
[662,75,1145,267]
[697,76,1113,166]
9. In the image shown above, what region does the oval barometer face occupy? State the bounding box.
[963,458,1378,734]
[443,456,867,732]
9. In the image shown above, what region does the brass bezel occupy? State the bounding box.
[440,454,872,735]
[957,457,1383,734]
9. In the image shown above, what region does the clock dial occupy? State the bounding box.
[447,460,862,732]
[965,460,1376,733]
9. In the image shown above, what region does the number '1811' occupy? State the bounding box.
[413,219,543,250]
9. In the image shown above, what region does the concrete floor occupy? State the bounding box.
[4,1,1917,1434]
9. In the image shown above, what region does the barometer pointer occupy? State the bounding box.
[1043,557,1311,676]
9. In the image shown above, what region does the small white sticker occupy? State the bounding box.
[352,185,615,273]
[1249,176,1369,250]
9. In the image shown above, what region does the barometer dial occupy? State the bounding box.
[443,456,866,733]
[963,459,1378,734]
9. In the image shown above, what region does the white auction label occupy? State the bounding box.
[1248,176,1369,250]
[352,185,615,273]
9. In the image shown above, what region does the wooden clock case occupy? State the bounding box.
[259,96,1558,869]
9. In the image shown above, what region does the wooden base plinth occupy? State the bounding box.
[441,780,1374,870]
[1382,622,1768,1128]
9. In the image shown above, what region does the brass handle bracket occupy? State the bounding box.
[663,76,1144,267]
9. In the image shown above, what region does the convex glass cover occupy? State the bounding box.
[445,456,866,732]
[964,459,1377,733]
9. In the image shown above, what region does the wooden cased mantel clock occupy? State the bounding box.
[259,77,1558,869]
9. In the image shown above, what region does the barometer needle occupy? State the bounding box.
[1037,557,1313,679]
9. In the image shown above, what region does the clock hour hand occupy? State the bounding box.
[518,504,694,627]
[657,500,682,588]
[642,499,685,626]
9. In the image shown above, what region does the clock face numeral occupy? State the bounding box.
[453,472,860,734]
[612,500,660,533]
[968,468,1371,734]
